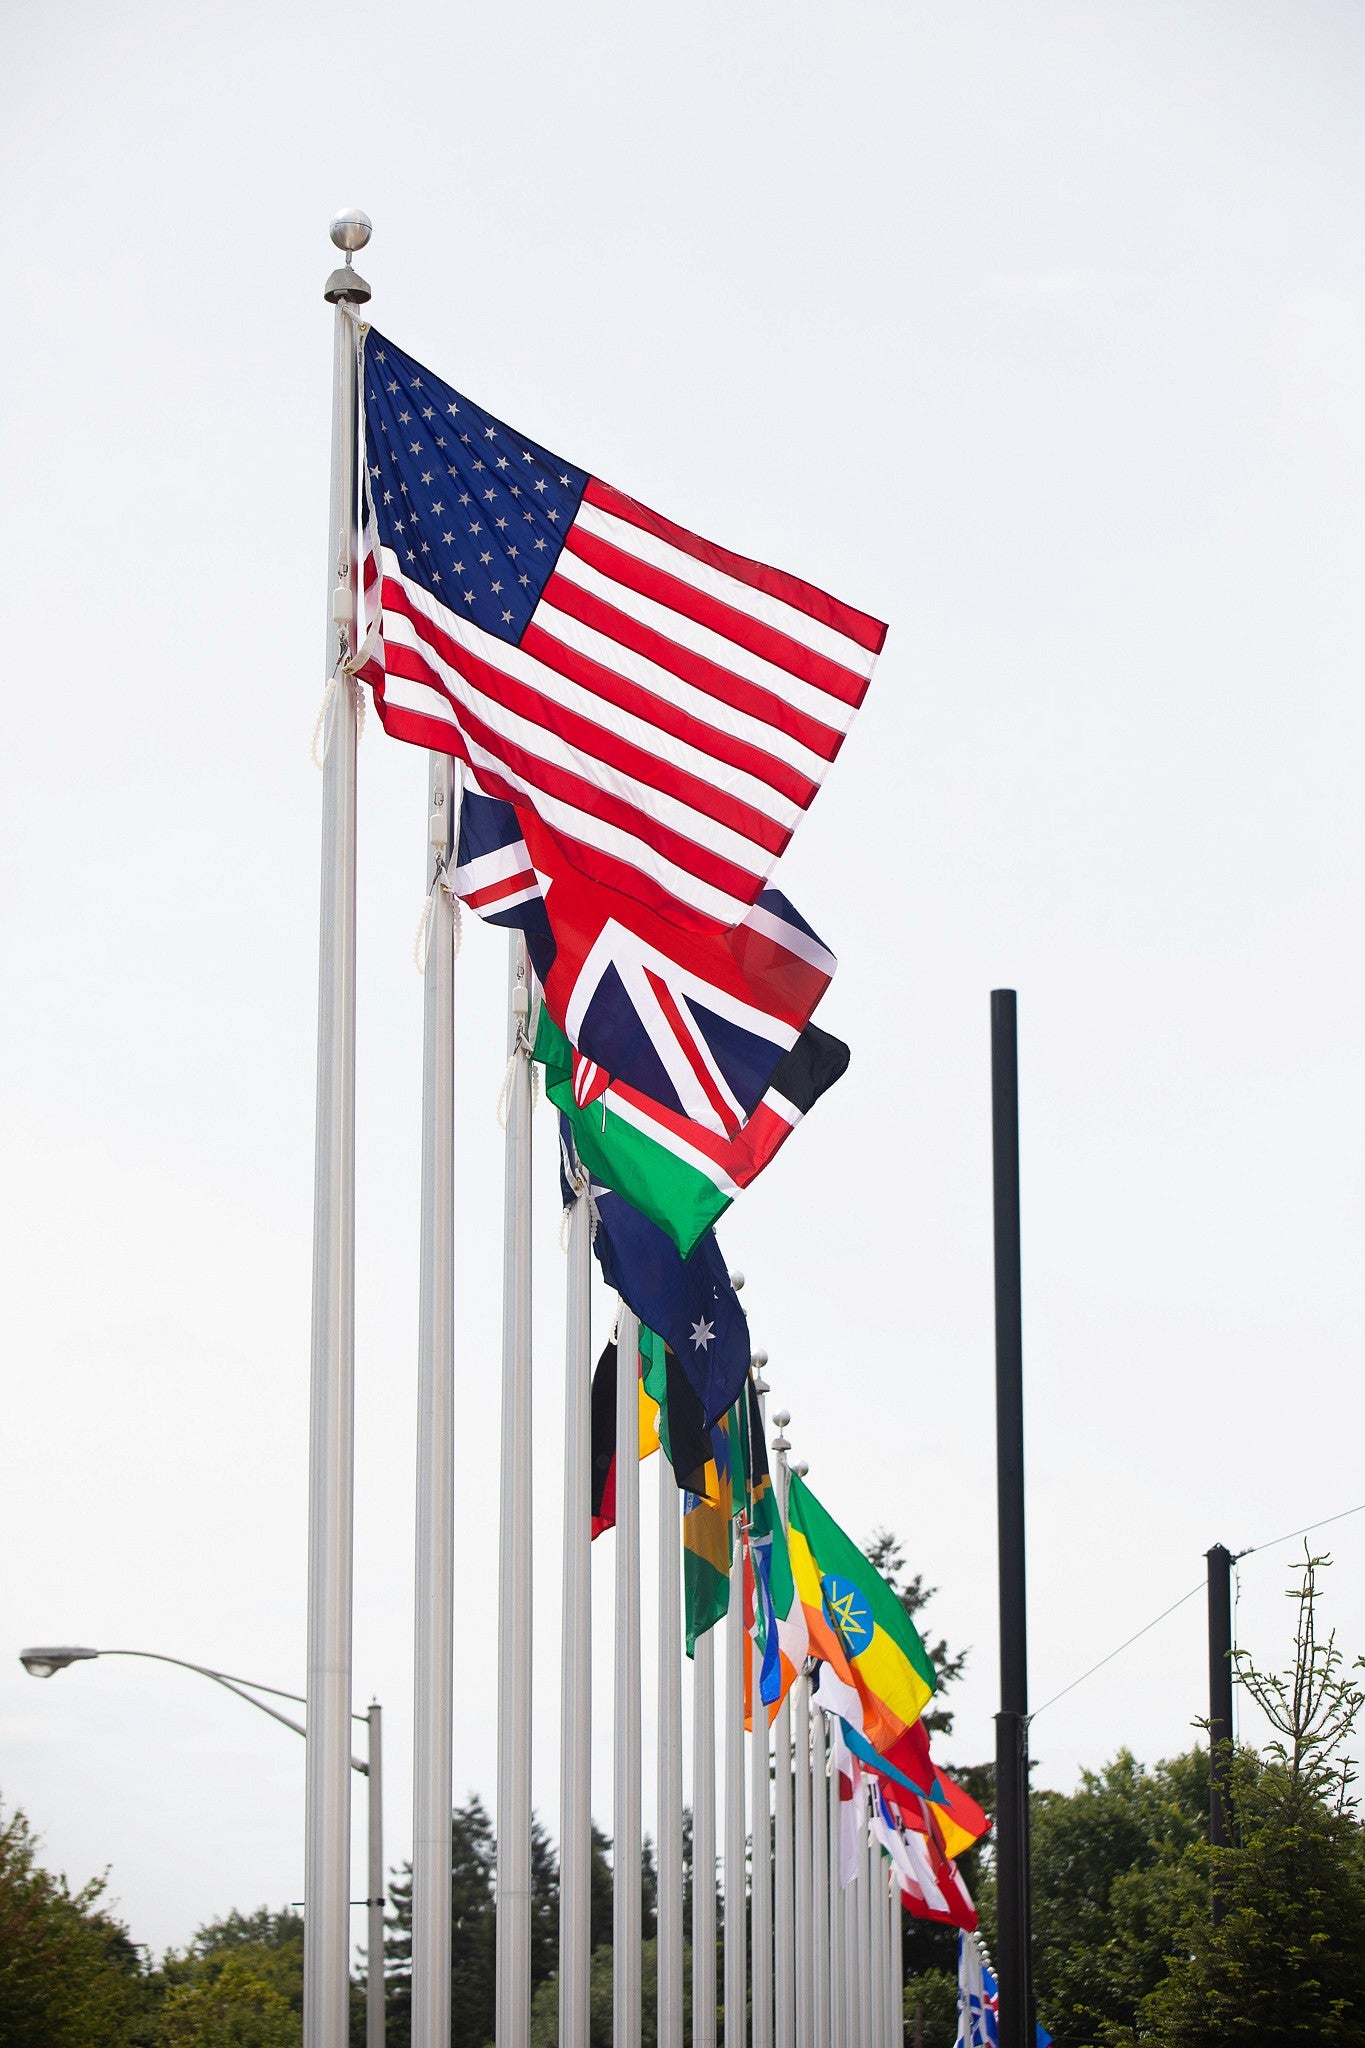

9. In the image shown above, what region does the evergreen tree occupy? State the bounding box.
[382,1795,497,2047]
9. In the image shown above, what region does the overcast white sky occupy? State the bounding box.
[4,0,1365,1971]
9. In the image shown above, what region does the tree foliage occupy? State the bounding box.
[0,1800,153,2048]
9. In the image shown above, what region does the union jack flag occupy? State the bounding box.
[453,783,835,1132]
[355,329,886,932]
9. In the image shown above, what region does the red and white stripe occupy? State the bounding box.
[357,475,885,929]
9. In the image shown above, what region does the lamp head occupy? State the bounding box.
[20,1646,99,1679]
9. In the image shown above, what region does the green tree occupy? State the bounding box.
[0,1799,153,2048]
[1025,1748,1208,2045]
[901,1964,957,2044]
[1137,1552,1365,2046]
[157,1954,298,2048]
[383,1795,497,2047]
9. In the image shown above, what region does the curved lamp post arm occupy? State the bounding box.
[19,1646,368,1772]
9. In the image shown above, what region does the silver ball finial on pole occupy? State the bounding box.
[728,1269,745,1291]
[793,1461,809,1478]
[773,1410,790,1430]
[330,208,373,255]
[325,211,373,306]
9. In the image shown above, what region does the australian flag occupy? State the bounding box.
[559,1119,750,1425]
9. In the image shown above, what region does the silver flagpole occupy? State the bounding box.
[723,1541,746,2048]
[889,1879,903,2048]
[858,1835,873,2048]
[869,1847,885,2048]
[496,931,534,2048]
[692,1629,718,2048]
[305,213,369,2048]
[770,1417,794,2048]
[827,1741,844,2048]
[793,1673,812,2048]
[811,1704,829,2048]
[888,1875,896,2048]
[657,1444,684,2048]
[749,1362,772,2048]
[847,1861,860,2048]
[614,1306,643,2048]
[559,1182,593,2048]
[791,1451,813,2048]
[411,755,456,2048]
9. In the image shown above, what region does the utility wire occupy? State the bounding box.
[1236,1499,1365,1560]
[1031,1497,1365,1723]
[1031,1582,1204,1721]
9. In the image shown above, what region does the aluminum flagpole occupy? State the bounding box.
[771,1417,794,2048]
[305,211,369,2048]
[615,1305,643,2048]
[858,1835,873,2048]
[692,1629,718,2048]
[847,1855,861,2048]
[749,1362,772,2048]
[811,1702,829,2048]
[828,1745,844,2048]
[869,1846,885,2048]
[794,1673,812,2048]
[411,753,456,2048]
[658,1440,684,2048]
[889,1879,903,2048]
[723,1540,746,2048]
[496,931,535,2048]
[791,1455,813,2048]
[559,1178,593,2048]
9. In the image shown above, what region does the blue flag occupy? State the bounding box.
[584,1167,751,1427]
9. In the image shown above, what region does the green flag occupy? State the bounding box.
[532,1008,731,1257]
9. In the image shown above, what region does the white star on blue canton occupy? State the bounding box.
[690,1318,715,1352]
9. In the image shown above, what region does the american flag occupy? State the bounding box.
[355,329,887,932]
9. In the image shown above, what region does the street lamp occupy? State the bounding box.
[20,1644,386,2048]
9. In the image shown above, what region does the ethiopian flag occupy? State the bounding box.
[787,1472,936,1752]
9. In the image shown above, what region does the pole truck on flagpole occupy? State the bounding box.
[411,752,457,2048]
[304,211,369,2048]
[497,932,535,2048]
[991,989,1034,2048]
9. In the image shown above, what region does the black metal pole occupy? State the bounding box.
[991,990,1033,2048]
[1206,1542,1234,1922]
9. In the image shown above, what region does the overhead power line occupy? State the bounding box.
[1031,1496,1365,1723]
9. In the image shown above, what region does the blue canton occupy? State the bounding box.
[363,329,589,648]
